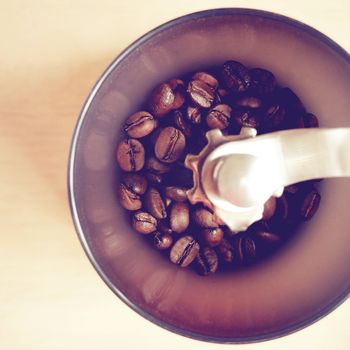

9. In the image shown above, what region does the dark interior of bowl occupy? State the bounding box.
[69,9,350,342]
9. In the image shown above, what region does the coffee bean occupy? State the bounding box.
[235,96,262,109]
[170,202,190,233]
[250,68,276,95]
[154,127,186,163]
[262,196,276,220]
[221,60,251,93]
[168,79,185,109]
[206,104,232,130]
[165,197,172,207]
[192,208,219,228]
[146,156,171,174]
[300,188,321,221]
[153,232,173,250]
[234,236,244,263]
[123,173,148,195]
[234,236,256,264]
[264,104,286,129]
[234,109,260,128]
[123,111,157,138]
[165,186,187,202]
[132,211,157,234]
[116,60,322,275]
[303,113,319,128]
[254,231,281,248]
[118,183,142,211]
[173,110,192,137]
[187,80,215,108]
[157,220,172,235]
[218,88,229,98]
[217,238,234,264]
[284,184,299,194]
[116,138,145,172]
[145,172,162,185]
[276,195,289,220]
[195,247,218,275]
[243,237,257,264]
[170,236,200,267]
[186,105,202,124]
[192,71,218,90]
[144,187,167,219]
[148,82,175,117]
[202,228,224,247]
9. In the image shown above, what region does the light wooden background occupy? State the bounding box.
[1,1,349,349]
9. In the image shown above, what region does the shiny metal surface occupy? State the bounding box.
[186,128,350,231]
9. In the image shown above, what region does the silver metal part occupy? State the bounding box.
[185,127,350,232]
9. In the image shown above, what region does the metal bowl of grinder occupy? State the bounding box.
[68,8,350,343]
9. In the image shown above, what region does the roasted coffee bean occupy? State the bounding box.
[284,184,299,194]
[144,187,167,219]
[153,232,173,250]
[116,138,145,172]
[165,197,172,207]
[193,71,218,90]
[170,202,190,233]
[303,113,319,128]
[254,231,281,248]
[234,236,244,263]
[165,186,187,202]
[206,104,232,130]
[173,110,192,137]
[132,211,157,234]
[221,60,251,92]
[170,236,200,267]
[235,96,262,109]
[145,172,162,185]
[187,80,215,108]
[250,68,276,95]
[118,183,142,211]
[116,60,322,275]
[146,156,171,174]
[243,237,257,263]
[300,188,321,221]
[276,195,289,220]
[234,109,259,129]
[264,104,286,129]
[157,220,172,235]
[218,88,229,98]
[123,111,157,138]
[234,236,256,264]
[263,196,277,220]
[192,208,219,228]
[186,105,202,124]
[148,82,175,117]
[217,238,234,264]
[168,79,185,109]
[154,127,186,163]
[202,227,224,247]
[123,173,148,195]
[195,247,219,275]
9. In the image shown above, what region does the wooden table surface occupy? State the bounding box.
[1,1,349,349]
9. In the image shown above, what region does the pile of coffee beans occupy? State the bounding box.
[116,60,321,276]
